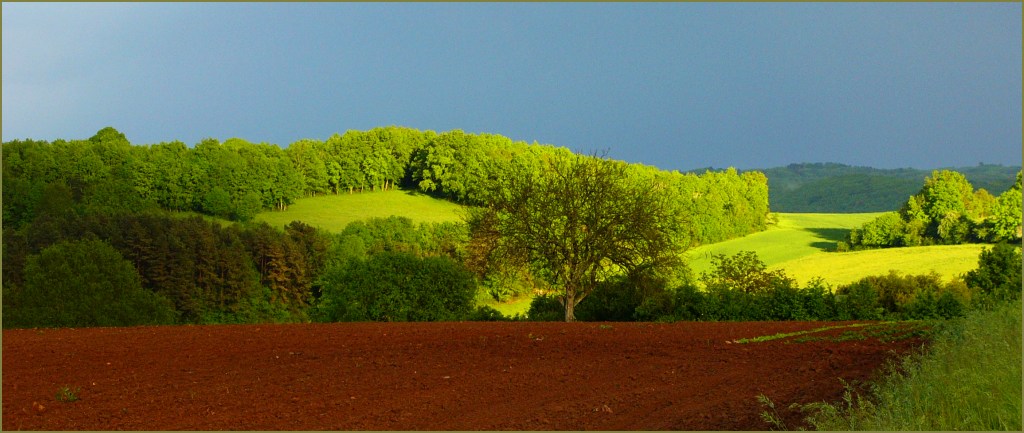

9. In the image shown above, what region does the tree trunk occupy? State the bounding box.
[564,291,577,322]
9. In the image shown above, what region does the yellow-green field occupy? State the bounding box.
[686,213,883,274]
[254,189,464,231]
[773,244,986,287]
[686,213,984,288]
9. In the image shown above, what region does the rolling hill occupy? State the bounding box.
[686,163,1021,213]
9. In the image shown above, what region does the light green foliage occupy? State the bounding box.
[847,169,1022,248]
[847,211,904,248]
[701,250,792,294]
[802,300,1022,431]
[988,171,1022,241]
[468,152,690,322]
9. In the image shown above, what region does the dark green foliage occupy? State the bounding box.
[202,187,233,218]
[316,251,475,322]
[834,281,883,320]
[964,242,1023,302]
[1,211,319,326]
[525,294,566,322]
[3,239,176,328]
[575,277,646,322]
[650,252,977,322]
[465,305,510,321]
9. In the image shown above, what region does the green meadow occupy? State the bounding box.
[775,244,986,287]
[686,213,881,275]
[254,189,464,231]
[687,213,984,288]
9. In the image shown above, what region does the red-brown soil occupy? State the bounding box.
[3,321,925,430]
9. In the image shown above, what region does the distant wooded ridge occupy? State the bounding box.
[692,162,1021,213]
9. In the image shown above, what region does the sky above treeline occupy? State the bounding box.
[2,3,1021,171]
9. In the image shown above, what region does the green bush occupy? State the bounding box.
[964,242,1022,302]
[834,280,882,320]
[3,239,177,328]
[525,294,565,321]
[575,276,644,322]
[669,284,705,321]
[465,305,509,321]
[315,251,476,322]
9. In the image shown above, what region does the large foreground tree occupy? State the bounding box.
[467,151,689,322]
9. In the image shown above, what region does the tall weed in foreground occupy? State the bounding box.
[803,299,1021,431]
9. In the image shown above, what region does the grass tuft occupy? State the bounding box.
[55,385,80,403]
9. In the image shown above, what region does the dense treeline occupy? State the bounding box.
[1,210,475,328]
[748,162,1021,213]
[3,126,769,246]
[842,170,1022,250]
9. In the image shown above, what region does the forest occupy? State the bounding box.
[2,126,771,327]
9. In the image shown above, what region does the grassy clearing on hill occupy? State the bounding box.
[254,189,463,231]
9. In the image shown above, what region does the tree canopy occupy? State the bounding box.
[467,152,689,321]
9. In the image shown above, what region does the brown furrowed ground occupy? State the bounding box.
[2,321,925,431]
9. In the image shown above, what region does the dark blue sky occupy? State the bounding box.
[3,3,1020,171]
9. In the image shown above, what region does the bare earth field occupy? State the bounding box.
[2,321,925,430]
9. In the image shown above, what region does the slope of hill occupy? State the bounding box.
[774,244,986,287]
[686,212,984,288]
[686,213,882,275]
[254,189,463,231]
[701,163,1021,213]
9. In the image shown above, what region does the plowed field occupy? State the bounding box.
[3,321,925,430]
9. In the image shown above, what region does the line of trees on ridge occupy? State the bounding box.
[2,126,772,326]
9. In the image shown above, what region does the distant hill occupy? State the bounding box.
[692,163,1021,213]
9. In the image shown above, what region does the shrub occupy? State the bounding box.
[525,294,565,321]
[834,280,882,320]
[4,239,176,328]
[465,305,508,321]
[316,251,476,322]
[575,276,644,322]
[964,242,1022,302]
[669,284,706,321]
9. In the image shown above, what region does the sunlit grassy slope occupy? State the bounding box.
[686,213,882,275]
[776,244,985,287]
[686,213,984,288]
[254,189,464,231]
